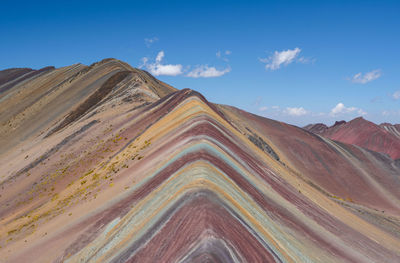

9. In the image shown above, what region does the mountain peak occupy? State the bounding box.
[349,116,370,124]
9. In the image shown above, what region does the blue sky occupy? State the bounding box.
[1,0,399,126]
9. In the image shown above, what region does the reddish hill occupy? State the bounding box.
[305,117,400,160]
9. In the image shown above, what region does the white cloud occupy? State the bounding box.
[141,51,231,78]
[255,102,370,126]
[144,37,159,47]
[259,106,268,111]
[139,57,149,68]
[357,109,367,116]
[253,97,262,107]
[156,50,164,63]
[297,56,316,64]
[216,50,231,61]
[392,90,400,100]
[330,102,367,116]
[330,103,354,115]
[285,107,308,116]
[382,110,400,117]
[141,51,183,76]
[186,65,231,78]
[261,47,301,70]
[148,63,183,76]
[351,69,381,84]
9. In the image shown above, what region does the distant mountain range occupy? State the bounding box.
[304,117,400,160]
[1,59,400,262]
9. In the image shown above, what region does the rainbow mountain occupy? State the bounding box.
[1,59,400,262]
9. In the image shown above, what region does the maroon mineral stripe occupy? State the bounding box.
[123,191,279,263]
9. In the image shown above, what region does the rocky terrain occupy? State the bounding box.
[1,59,400,262]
